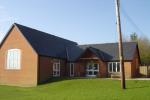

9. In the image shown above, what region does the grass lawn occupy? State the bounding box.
[0,78,150,100]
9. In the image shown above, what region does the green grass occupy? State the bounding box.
[0,78,150,100]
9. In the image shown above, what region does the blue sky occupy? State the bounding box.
[0,0,149,44]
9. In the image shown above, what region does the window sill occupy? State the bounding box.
[5,69,21,71]
[108,72,120,74]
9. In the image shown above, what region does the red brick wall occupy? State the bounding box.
[38,56,66,83]
[38,56,52,83]
[75,49,107,77]
[0,25,38,87]
[131,48,140,77]
[75,48,140,78]
[75,61,86,77]
[98,59,107,77]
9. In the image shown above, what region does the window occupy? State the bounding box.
[108,62,120,72]
[53,62,60,77]
[117,62,120,72]
[70,63,74,77]
[86,63,99,77]
[6,49,21,69]
[113,62,116,72]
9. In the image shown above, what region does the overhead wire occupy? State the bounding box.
[120,5,146,36]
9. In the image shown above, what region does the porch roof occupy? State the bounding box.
[79,42,138,61]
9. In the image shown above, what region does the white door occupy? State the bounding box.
[86,63,99,77]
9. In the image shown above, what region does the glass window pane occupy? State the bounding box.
[53,71,56,75]
[53,62,60,76]
[10,51,13,68]
[89,71,92,75]
[57,71,60,75]
[14,50,17,68]
[109,63,112,72]
[70,63,74,75]
[86,63,99,76]
[89,64,92,70]
[113,63,116,72]
[94,64,98,70]
[94,71,98,75]
[53,65,56,70]
[117,63,120,72]
[7,49,21,69]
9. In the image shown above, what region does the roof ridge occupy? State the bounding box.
[14,23,77,45]
[79,42,137,46]
[87,47,105,60]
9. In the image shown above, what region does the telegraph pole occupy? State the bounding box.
[115,0,126,89]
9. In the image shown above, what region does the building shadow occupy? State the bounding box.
[38,77,88,85]
[127,85,150,90]
[39,77,150,90]
[126,80,150,90]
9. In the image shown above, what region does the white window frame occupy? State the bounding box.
[86,63,99,77]
[6,49,21,70]
[53,61,60,77]
[108,62,120,73]
[69,63,74,77]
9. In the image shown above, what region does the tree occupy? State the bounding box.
[130,32,138,42]
[130,33,150,65]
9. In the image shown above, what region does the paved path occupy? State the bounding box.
[104,78,150,80]
[126,78,150,80]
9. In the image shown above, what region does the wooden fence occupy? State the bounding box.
[139,66,150,77]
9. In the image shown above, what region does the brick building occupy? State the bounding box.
[0,23,140,86]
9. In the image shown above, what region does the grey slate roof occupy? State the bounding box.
[66,45,83,62]
[79,42,138,61]
[15,23,78,59]
[11,23,138,62]
[86,47,109,61]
